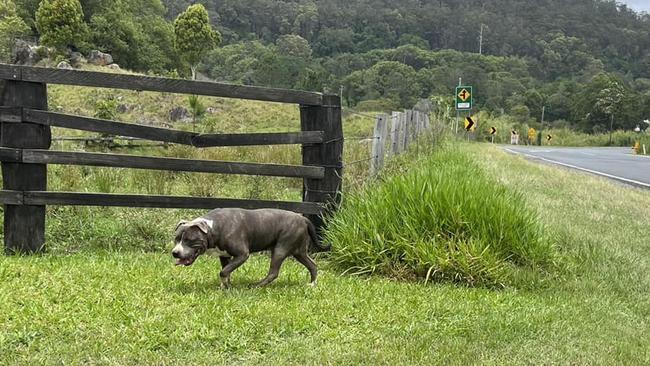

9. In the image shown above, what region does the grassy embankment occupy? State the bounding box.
[2,139,650,363]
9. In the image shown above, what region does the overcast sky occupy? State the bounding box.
[620,0,650,12]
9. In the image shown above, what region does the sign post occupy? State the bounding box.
[455,85,473,137]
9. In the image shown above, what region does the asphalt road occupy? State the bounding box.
[503,146,650,189]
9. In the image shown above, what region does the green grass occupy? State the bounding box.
[325,142,557,288]
[2,66,650,363]
[2,143,650,364]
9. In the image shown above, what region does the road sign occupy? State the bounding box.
[546,134,553,142]
[464,116,475,131]
[490,127,497,135]
[510,130,519,145]
[455,86,473,110]
[528,128,537,143]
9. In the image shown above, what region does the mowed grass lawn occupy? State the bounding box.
[2,143,650,364]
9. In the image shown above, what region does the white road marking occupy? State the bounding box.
[504,148,650,189]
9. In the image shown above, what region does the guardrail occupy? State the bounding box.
[0,64,343,254]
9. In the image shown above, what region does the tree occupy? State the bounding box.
[187,94,206,131]
[276,34,312,59]
[35,0,87,51]
[174,4,220,79]
[0,0,29,62]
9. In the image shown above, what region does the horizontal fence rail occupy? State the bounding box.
[0,64,343,254]
[0,190,324,215]
[0,64,324,105]
[0,147,325,179]
[0,107,324,147]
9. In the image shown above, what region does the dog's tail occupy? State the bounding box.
[306,218,332,252]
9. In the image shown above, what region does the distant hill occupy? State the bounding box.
[11,0,650,131]
[164,0,650,78]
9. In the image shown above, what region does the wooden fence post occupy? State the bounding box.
[300,95,343,237]
[390,112,400,156]
[401,111,409,151]
[410,110,418,141]
[1,80,51,254]
[370,114,388,177]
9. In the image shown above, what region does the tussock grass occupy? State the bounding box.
[325,143,557,287]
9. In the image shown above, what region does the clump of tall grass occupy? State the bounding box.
[325,144,558,287]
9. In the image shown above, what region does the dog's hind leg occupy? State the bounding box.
[293,246,317,286]
[254,247,289,287]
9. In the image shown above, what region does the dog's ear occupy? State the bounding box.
[193,220,211,235]
[175,220,188,231]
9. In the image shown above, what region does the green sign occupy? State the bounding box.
[455,86,473,110]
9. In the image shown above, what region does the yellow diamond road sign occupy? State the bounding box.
[455,85,473,110]
[458,88,471,102]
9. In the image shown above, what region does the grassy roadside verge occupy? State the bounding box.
[1,143,650,364]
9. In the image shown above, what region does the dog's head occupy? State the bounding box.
[172,219,213,266]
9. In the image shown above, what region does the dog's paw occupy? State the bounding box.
[219,278,231,290]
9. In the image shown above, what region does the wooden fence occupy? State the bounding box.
[0,64,343,254]
[369,110,431,176]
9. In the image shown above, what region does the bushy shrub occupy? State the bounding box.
[325,144,557,287]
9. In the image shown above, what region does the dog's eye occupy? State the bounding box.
[189,240,204,248]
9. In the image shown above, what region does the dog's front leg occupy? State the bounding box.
[219,256,231,288]
[219,253,249,289]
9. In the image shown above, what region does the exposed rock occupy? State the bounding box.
[206,107,218,114]
[13,40,50,65]
[117,104,129,113]
[69,52,85,67]
[88,50,114,66]
[57,61,73,70]
[169,106,190,122]
[12,40,31,64]
[107,63,120,70]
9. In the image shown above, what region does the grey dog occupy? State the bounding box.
[172,208,329,288]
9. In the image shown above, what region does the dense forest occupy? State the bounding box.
[3,0,650,131]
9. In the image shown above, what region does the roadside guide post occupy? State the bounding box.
[510,130,519,145]
[490,126,497,143]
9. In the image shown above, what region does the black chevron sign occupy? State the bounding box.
[490,127,497,135]
[464,117,475,131]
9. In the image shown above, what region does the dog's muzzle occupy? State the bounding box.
[172,250,199,266]
[172,243,206,266]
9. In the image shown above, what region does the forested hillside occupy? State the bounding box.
[5,0,650,132]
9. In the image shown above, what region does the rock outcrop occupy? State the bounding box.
[57,61,73,70]
[88,50,114,66]
[13,40,50,65]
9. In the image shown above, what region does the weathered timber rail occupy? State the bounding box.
[0,64,343,254]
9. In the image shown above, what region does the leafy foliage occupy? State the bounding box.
[35,0,88,51]
[4,0,650,132]
[173,3,220,78]
[0,0,29,62]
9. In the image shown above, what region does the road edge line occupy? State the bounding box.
[503,148,650,190]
